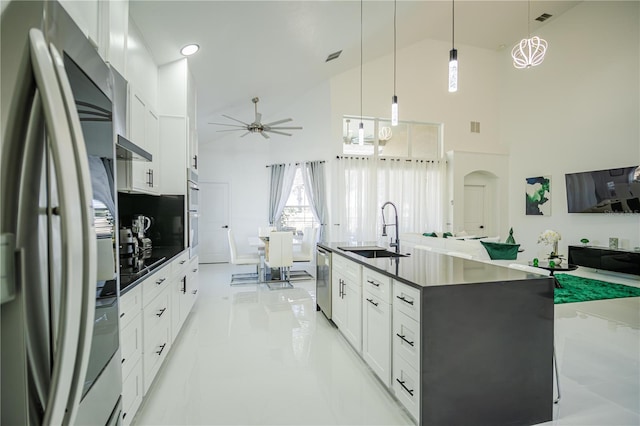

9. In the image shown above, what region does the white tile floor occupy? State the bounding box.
[133,263,640,426]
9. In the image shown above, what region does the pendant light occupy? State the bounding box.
[391,0,398,126]
[358,0,364,145]
[448,0,458,92]
[511,0,548,69]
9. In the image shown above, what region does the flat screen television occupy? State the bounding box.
[565,166,640,213]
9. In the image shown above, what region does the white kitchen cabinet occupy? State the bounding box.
[119,284,143,424]
[117,87,160,194]
[362,267,392,387]
[159,116,188,195]
[188,256,199,307]
[158,58,198,178]
[170,251,190,341]
[392,280,421,423]
[331,255,362,353]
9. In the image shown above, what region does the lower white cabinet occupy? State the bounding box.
[117,250,199,422]
[362,267,392,387]
[392,352,421,421]
[331,255,362,353]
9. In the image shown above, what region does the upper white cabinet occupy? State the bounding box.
[159,116,187,194]
[117,86,160,194]
[158,59,198,178]
[59,0,99,46]
[101,0,129,76]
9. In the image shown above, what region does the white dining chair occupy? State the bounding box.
[293,227,315,263]
[264,231,294,289]
[228,229,261,285]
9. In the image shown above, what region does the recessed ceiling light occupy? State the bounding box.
[180,44,199,56]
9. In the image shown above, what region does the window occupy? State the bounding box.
[279,167,317,233]
[342,116,442,160]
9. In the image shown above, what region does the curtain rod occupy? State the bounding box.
[265,160,325,168]
[336,155,442,163]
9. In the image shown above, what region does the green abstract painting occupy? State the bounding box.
[526,176,551,215]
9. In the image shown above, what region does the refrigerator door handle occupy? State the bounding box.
[28,28,86,426]
[48,43,98,425]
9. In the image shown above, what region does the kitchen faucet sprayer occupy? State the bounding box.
[381,201,400,253]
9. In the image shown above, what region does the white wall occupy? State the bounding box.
[501,1,640,257]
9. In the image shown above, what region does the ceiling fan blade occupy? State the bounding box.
[263,118,292,126]
[261,131,270,139]
[216,129,244,132]
[240,132,251,138]
[255,112,262,124]
[268,126,303,130]
[266,130,292,137]
[209,122,247,128]
[222,114,250,126]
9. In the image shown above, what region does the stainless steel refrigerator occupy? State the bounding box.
[1,1,122,424]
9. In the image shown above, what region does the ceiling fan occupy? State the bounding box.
[209,97,302,139]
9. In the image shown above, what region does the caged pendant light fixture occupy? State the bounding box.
[358,0,364,145]
[448,0,458,92]
[391,0,398,125]
[511,0,548,69]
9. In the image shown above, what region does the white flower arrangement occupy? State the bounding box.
[538,229,562,258]
[537,229,561,245]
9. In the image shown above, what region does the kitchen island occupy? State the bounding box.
[318,242,555,426]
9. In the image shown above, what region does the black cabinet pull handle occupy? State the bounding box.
[396,378,414,396]
[180,260,186,264]
[156,278,166,285]
[123,412,127,420]
[396,295,414,305]
[367,279,380,287]
[121,358,126,364]
[156,343,166,355]
[366,298,379,307]
[193,268,198,273]
[120,312,125,318]
[156,307,167,317]
[192,289,198,295]
[396,333,415,346]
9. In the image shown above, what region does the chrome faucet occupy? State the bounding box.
[381,201,399,253]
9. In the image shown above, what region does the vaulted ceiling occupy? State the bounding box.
[130,1,580,143]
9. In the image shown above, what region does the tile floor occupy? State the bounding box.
[133,263,639,425]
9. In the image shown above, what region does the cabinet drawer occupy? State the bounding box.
[143,321,171,394]
[121,358,142,426]
[393,310,420,369]
[363,268,392,303]
[142,265,171,307]
[172,251,190,277]
[333,254,361,283]
[393,354,420,422]
[393,280,421,321]
[120,284,141,328]
[120,314,142,380]
[143,288,170,340]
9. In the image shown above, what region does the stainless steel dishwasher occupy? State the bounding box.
[316,246,332,319]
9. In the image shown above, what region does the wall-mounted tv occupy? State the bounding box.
[565,166,640,213]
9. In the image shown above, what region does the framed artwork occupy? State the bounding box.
[526,176,551,215]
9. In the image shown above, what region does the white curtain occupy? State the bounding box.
[268,163,296,227]
[335,157,377,242]
[336,157,446,242]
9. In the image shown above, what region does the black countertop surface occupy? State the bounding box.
[318,242,549,289]
[119,246,185,294]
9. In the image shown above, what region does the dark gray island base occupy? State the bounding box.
[319,242,555,426]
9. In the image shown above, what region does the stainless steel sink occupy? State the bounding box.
[338,246,408,258]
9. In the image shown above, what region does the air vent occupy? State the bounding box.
[325,50,342,62]
[470,121,481,133]
[535,13,552,22]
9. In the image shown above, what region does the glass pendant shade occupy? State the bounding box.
[448,49,458,92]
[391,95,398,126]
[358,122,364,145]
[511,36,548,68]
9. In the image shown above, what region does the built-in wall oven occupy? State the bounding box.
[188,171,199,258]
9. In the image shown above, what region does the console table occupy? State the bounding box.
[568,245,640,277]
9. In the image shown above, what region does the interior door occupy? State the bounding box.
[464,185,486,235]
[199,182,229,263]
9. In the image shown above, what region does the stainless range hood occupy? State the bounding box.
[116,135,152,161]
